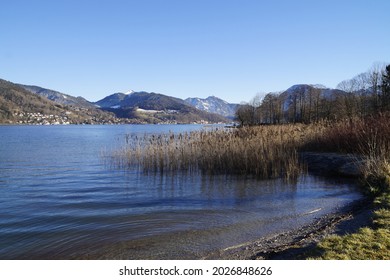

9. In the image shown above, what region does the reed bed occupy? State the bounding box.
[112,125,314,180]
[307,114,390,260]
[303,114,390,157]
[110,113,390,184]
[302,114,390,194]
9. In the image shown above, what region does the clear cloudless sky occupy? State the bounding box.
[1,0,389,103]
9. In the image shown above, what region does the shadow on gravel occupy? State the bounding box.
[254,199,374,260]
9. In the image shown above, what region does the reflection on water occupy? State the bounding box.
[0,125,362,259]
[83,174,360,260]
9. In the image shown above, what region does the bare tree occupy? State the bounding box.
[235,103,256,126]
[250,93,264,124]
[336,79,360,120]
[308,87,323,122]
[260,93,283,124]
[381,64,390,112]
[366,63,385,113]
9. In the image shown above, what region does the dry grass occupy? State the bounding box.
[111,125,320,180]
[303,114,390,156]
[304,114,390,259]
[302,113,390,195]
[111,114,390,185]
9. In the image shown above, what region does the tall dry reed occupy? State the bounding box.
[110,114,390,185]
[303,115,390,157]
[302,114,390,194]
[112,125,313,180]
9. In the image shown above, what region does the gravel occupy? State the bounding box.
[204,198,374,260]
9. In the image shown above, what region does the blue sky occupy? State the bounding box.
[1,0,389,103]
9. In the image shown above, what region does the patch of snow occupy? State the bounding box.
[136,108,161,114]
[311,84,328,89]
[124,90,135,95]
[200,100,210,109]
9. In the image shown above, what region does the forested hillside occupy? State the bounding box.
[0,79,119,124]
[236,64,390,125]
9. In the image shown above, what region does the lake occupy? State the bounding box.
[0,125,362,259]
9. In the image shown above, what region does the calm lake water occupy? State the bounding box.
[0,125,362,259]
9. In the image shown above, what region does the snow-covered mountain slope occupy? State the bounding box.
[94,92,128,108]
[94,91,228,123]
[184,96,238,119]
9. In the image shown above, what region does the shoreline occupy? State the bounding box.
[204,152,373,260]
[205,198,374,260]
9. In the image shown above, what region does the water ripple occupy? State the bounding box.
[0,125,362,259]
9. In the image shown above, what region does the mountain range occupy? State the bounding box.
[94,90,228,124]
[0,79,118,124]
[18,84,96,109]
[279,84,345,111]
[1,77,358,125]
[0,79,233,124]
[184,96,238,119]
